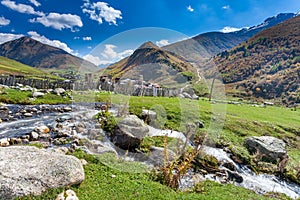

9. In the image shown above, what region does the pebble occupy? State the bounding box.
[23,112,33,117]
[30,131,39,141]
[0,138,10,147]
[63,107,72,112]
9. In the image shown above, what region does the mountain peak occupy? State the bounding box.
[138,41,159,50]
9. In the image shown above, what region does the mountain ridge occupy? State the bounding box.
[101,41,197,87]
[0,36,98,73]
[163,13,296,62]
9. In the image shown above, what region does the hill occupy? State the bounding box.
[214,15,300,104]
[164,13,296,62]
[101,41,197,87]
[0,36,98,73]
[0,56,55,78]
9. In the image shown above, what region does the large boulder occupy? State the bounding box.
[112,115,149,150]
[0,146,84,199]
[245,136,287,162]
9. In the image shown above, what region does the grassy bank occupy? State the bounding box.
[0,88,71,104]
[97,93,300,183]
[18,150,285,200]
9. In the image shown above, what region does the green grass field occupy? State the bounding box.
[97,93,300,183]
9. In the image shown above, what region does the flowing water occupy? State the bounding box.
[0,103,299,199]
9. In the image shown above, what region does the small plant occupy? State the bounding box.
[159,127,205,190]
[95,111,117,134]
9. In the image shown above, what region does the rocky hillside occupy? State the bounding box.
[101,41,197,87]
[164,13,296,62]
[214,15,300,104]
[0,37,98,73]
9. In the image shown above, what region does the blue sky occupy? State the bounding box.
[0,0,299,65]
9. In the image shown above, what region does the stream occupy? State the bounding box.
[0,103,299,199]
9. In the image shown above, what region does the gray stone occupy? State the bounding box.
[182,92,192,99]
[54,88,66,95]
[0,146,84,199]
[146,146,176,167]
[23,112,33,117]
[112,115,149,150]
[245,136,287,162]
[32,91,45,98]
[192,94,199,100]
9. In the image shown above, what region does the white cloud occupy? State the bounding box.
[29,0,40,7]
[0,16,10,26]
[87,46,92,49]
[220,26,242,33]
[27,31,74,54]
[83,54,104,65]
[222,5,230,10]
[84,44,133,65]
[82,1,122,25]
[187,5,194,12]
[74,36,80,40]
[83,36,92,41]
[0,33,23,44]
[1,0,43,16]
[156,39,169,47]
[30,13,83,31]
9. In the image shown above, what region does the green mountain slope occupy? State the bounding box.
[0,56,54,77]
[214,15,300,104]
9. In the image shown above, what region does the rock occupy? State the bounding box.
[221,161,236,171]
[63,106,72,112]
[23,112,33,117]
[0,138,10,147]
[112,115,149,150]
[54,88,66,95]
[80,159,88,166]
[178,94,185,98]
[226,170,243,183]
[32,91,45,98]
[35,125,50,134]
[195,120,204,128]
[146,146,176,167]
[245,136,287,162]
[141,109,157,125]
[56,115,72,122]
[183,92,192,99]
[66,189,78,200]
[192,94,199,100]
[30,131,39,141]
[55,192,65,200]
[0,146,84,199]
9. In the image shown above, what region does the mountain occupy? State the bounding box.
[0,36,98,73]
[214,15,300,104]
[0,56,55,77]
[101,41,197,87]
[163,13,296,62]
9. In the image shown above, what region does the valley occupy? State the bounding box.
[0,11,299,200]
